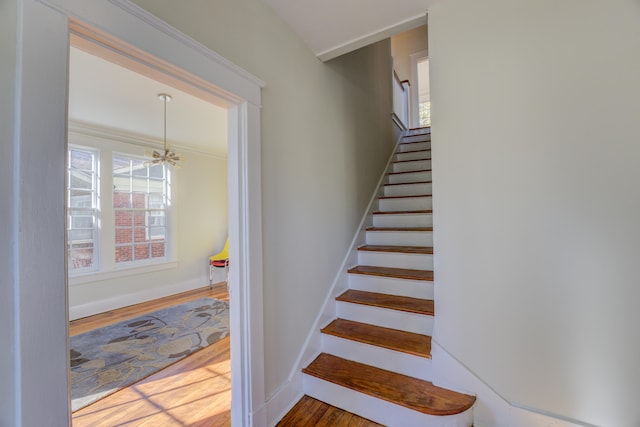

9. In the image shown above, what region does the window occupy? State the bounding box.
[67,147,99,272]
[417,57,431,127]
[67,142,174,279]
[113,155,170,264]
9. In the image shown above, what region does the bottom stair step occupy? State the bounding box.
[303,353,475,417]
[276,395,383,427]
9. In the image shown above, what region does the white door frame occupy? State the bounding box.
[15,1,265,425]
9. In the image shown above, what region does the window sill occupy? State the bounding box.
[68,260,178,286]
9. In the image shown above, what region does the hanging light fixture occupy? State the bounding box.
[149,93,181,166]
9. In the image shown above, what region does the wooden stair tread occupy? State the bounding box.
[348,265,434,281]
[358,245,433,254]
[400,140,431,145]
[303,353,476,416]
[276,395,383,426]
[388,169,431,176]
[372,210,432,215]
[322,319,431,358]
[366,226,433,232]
[393,155,431,163]
[378,194,432,200]
[336,289,434,315]
[384,181,432,187]
[398,149,431,155]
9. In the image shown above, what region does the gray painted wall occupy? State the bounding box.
[429,0,640,425]
[133,0,395,398]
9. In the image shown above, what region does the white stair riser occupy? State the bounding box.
[303,375,473,427]
[348,273,434,300]
[321,334,433,381]
[336,301,433,335]
[392,159,431,173]
[402,135,431,144]
[379,196,432,212]
[388,170,432,184]
[365,229,433,246]
[384,183,432,197]
[398,141,430,152]
[373,213,433,228]
[396,150,431,162]
[358,251,433,270]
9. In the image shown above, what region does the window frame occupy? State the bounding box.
[67,144,101,274]
[112,152,171,266]
[67,130,177,285]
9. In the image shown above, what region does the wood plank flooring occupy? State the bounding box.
[71,283,231,427]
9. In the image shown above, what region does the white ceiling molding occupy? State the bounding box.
[317,14,427,62]
[68,120,229,160]
[261,0,431,61]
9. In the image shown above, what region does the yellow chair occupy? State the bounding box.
[209,239,229,289]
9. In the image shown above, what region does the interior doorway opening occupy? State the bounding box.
[390,24,429,129]
[12,2,264,424]
[66,27,234,424]
[66,27,233,424]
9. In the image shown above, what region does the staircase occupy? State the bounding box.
[301,129,476,426]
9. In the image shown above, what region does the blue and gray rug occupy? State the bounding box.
[70,297,229,411]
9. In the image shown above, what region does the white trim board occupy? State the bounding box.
[69,278,205,321]
[17,1,265,426]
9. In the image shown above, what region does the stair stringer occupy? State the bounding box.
[264,130,407,427]
[430,341,593,427]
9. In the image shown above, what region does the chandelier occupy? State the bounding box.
[149,93,181,166]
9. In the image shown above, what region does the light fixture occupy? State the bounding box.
[149,93,181,167]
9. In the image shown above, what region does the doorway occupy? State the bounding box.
[12,2,265,425]
[67,32,232,423]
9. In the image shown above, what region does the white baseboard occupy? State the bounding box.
[263,374,304,427]
[69,278,207,320]
[431,341,598,427]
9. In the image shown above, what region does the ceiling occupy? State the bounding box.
[262,0,432,61]
[68,2,433,149]
[68,47,228,157]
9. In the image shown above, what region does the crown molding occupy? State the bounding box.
[68,120,228,160]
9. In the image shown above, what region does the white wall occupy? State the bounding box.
[0,0,17,424]
[67,130,228,319]
[131,0,394,401]
[429,1,640,426]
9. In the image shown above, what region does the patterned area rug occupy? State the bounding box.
[70,297,229,411]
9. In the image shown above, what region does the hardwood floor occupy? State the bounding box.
[276,395,383,427]
[71,283,231,427]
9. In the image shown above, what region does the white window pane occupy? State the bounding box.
[70,150,94,171]
[67,146,99,272]
[70,170,94,190]
[113,153,169,265]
